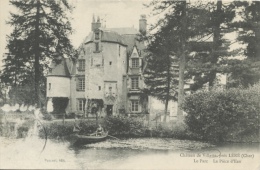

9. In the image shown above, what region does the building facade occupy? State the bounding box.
[46,15,148,117]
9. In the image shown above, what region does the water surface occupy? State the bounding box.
[1,136,259,170]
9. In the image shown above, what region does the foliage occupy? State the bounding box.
[143,1,194,118]
[103,116,193,139]
[144,1,236,117]
[103,116,146,137]
[16,119,34,138]
[39,117,197,140]
[78,120,98,135]
[39,120,99,139]
[182,83,260,142]
[39,123,74,139]
[151,120,194,140]
[42,112,54,121]
[227,1,260,87]
[17,126,29,138]
[1,0,75,106]
[7,82,45,105]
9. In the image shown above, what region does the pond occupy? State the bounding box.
[1,135,259,170]
[0,118,259,169]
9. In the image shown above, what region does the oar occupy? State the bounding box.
[108,135,120,140]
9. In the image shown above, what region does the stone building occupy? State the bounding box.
[46,15,148,117]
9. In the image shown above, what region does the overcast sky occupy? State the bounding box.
[0,0,242,70]
[0,0,151,69]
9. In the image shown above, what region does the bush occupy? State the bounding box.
[39,123,74,139]
[17,119,34,138]
[78,120,98,135]
[65,112,76,119]
[103,116,192,139]
[103,116,148,137]
[39,120,99,139]
[182,83,260,143]
[42,113,53,121]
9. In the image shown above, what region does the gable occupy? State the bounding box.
[130,47,140,58]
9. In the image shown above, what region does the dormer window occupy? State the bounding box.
[132,58,139,68]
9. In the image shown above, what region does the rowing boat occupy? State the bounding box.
[71,132,108,145]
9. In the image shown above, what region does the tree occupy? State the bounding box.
[144,1,214,119]
[144,27,178,122]
[228,1,260,87]
[186,0,237,92]
[1,0,75,106]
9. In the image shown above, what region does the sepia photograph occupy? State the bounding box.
[0,0,260,169]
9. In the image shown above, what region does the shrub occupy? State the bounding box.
[39,120,100,139]
[103,116,147,137]
[39,123,74,139]
[17,119,34,138]
[42,113,53,121]
[78,120,98,135]
[182,83,260,143]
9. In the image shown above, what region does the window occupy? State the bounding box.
[119,45,120,56]
[109,61,112,65]
[78,78,85,91]
[95,42,99,51]
[131,77,139,89]
[77,99,85,111]
[49,68,52,73]
[78,59,85,71]
[49,83,51,90]
[132,58,139,68]
[98,86,101,90]
[131,100,139,112]
[95,31,100,40]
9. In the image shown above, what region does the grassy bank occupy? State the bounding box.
[39,115,260,143]
[39,116,196,140]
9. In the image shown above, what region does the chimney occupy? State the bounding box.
[139,15,147,34]
[91,14,96,31]
[91,15,101,31]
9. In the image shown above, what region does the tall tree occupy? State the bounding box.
[177,0,187,117]
[186,0,236,92]
[1,0,75,106]
[229,1,260,87]
[144,1,214,119]
[144,26,179,122]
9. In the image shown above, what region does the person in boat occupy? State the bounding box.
[95,124,104,136]
[73,117,81,133]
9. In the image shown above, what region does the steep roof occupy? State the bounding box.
[85,29,126,46]
[122,34,145,55]
[108,27,139,35]
[48,58,75,77]
[83,26,146,57]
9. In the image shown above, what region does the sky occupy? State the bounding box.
[0,0,151,69]
[0,0,243,70]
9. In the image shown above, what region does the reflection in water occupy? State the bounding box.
[0,121,259,170]
[0,119,80,169]
[71,141,260,170]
